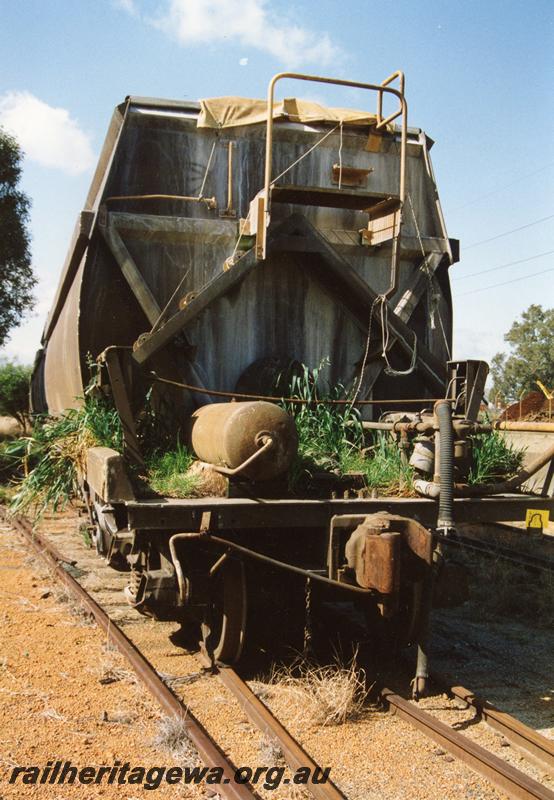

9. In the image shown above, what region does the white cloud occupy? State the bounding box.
[0,92,95,176]
[239,57,248,66]
[152,0,340,67]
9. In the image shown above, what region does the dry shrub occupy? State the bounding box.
[157,670,203,688]
[89,646,137,686]
[41,706,67,722]
[152,714,199,766]
[269,655,367,726]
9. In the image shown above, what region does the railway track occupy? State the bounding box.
[380,689,553,800]
[2,507,553,800]
[2,509,346,800]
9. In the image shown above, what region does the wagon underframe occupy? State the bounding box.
[121,493,554,532]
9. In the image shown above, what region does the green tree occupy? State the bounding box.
[490,304,554,403]
[0,127,35,347]
[0,361,32,426]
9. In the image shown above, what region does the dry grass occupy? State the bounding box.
[247,679,273,701]
[157,670,203,688]
[152,714,199,766]
[88,646,137,686]
[52,585,95,626]
[268,654,367,727]
[41,706,67,722]
[258,734,284,765]
[103,707,138,726]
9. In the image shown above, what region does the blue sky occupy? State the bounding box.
[1,0,553,366]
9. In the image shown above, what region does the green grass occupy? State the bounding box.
[280,361,414,495]
[363,432,415,495]
[281,361,363,486]
[7,392,123,519]
[468,431,525,485]
[144,444,199,498]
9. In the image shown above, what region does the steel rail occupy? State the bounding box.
[1,511,258,800]
[6,510,551,799]
[381,689,554,800]
[438,679,554,774]
[199,655,347,800]
[5,511,347,799]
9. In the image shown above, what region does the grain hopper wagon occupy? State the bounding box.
[32,71,554,694]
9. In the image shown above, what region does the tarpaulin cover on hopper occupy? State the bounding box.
[197,96,386,129]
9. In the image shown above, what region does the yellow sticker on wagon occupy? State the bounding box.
[525,509,550,530]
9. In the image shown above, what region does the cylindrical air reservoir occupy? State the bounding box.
[189,401,298,481]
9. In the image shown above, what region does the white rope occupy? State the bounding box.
[349,291,419,409]
[198,138,218,199]
[271,123,340,185]
[379,298,418,376]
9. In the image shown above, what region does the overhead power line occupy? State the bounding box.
[453,249,554,281]
[450,160,554,212]
[464,213,554,250]
[457,266,554,297]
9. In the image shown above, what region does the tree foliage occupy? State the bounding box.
[0,127,35,347]
[0,361,32,426]
[490,304,554,403]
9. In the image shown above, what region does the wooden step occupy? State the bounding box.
[270,183,400,215]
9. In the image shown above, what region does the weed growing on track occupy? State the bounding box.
[269,654,367,727]
[152,715,199,765]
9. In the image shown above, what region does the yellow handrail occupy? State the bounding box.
[260,71,408,297]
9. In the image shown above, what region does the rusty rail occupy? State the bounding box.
[442,682,554,774]
[4,510,345,800]
[381,689,554,800]
[1,511,258,800]
[199,656,347,800]
[6,509,552,799]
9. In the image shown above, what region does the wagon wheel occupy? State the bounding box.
[201,558,247,663]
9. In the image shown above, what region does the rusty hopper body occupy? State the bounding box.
[33,88,456,417]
